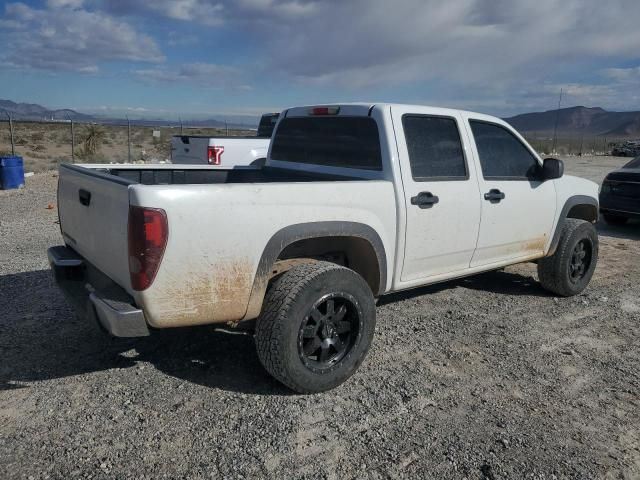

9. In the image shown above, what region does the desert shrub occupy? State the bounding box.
[79,125,106,157]
[30,132,45,143]
[31,144,46,152]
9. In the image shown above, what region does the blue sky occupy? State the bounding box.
[1,0,640,120]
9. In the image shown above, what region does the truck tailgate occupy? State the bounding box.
[171,136,210,164]
[58,165,132,292]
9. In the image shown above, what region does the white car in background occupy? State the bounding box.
[170,113,279,167]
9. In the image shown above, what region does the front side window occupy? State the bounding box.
[402,115,467,180]
[470,121,539,179]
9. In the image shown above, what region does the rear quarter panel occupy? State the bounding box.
[130,181,396,328]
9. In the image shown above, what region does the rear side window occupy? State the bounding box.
[270,117,382,171]
[402,115,467,180]
[470,121,539,179]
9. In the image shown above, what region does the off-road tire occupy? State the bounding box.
[537,219,598,296]
[603,214,628,226]
[255,261,376,393]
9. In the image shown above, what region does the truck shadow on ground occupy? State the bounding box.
[596,219,640,241]
[0,269,288,395]
[0,265,562,394]
[379,269,550,306]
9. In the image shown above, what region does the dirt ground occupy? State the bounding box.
[0,157,639,479]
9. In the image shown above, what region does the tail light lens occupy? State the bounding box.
[207,145,224,165]
[128,206,168,291]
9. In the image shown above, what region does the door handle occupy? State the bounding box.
[411,191,439,209]
[484,189,505,202]
[78,189,91,207]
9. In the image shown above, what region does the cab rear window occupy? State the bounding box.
[270,116,383,171]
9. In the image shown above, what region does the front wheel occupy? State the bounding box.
[255,261,376,393]
[537,219,598,296]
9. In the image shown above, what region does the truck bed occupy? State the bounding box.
[57,163,396,329]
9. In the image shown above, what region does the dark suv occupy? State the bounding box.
[600,156,640,225]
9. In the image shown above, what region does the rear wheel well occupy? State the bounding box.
[567,203,598,223]
[275,236,382,295]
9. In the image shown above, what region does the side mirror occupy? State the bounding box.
[541,158,564,180]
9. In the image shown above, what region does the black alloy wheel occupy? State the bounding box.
[568,239,592,283]
[297,293,362,373]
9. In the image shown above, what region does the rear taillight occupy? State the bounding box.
[207,145,224,165]
[128,206,168,291]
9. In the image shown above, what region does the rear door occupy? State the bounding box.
[464,117,556,267]
[391,106,482,282]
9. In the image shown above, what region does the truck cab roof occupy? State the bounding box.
[284,102,490,120]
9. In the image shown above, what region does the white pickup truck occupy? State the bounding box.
[170,113,279,166]
[49,103,600,393]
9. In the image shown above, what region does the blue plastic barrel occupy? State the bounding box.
[0,156,25,190]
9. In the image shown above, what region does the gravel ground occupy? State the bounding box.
[1,160,639,479]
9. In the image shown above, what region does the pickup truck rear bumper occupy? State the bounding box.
[48,246,150,338]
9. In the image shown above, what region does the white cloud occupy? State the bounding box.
[135,62,247,89]
[144,0,223,25]
[602,67,640,84]
[100,0,225,25]
[1,2,164,73]
[46,0,84,9]
[102,0,317,26]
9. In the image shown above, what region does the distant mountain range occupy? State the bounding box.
[0,99,93,121]
[2,99,640,137]
[505,106,640,137]
[0,99,256,129]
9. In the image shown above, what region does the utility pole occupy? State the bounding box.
[551,88,563,155]
[127,116,132,162]
[179,117,183,135]
[67,113,75,162]
[225,119,229,136]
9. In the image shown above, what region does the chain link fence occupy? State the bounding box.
[0,119,251,173]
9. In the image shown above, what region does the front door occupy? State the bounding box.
[465,118,556,267]
[392,107,482,283]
